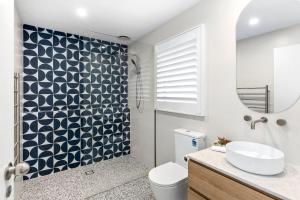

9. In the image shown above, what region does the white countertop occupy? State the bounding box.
[187,149,300,200]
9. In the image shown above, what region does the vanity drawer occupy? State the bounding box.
[188,160,279,200]
[188,188,208,200]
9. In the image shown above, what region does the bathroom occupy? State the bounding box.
[1,0,300,199]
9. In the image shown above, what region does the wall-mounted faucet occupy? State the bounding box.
[250,117,268,130]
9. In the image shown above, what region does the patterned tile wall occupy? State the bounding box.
[22,24,130,180]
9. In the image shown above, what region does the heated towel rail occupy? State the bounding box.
[14,73,21,165]
[237,85,270,113]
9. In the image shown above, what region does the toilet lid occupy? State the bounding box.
[148,162,188,187]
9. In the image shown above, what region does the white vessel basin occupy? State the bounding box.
[226,141,285,175]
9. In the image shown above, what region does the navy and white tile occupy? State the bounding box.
[22,24,130,180]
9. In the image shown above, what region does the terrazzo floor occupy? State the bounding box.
[17,156,155,200]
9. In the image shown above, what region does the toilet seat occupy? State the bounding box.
[148,162,188,187]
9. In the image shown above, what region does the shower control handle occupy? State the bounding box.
[4,162,30,180]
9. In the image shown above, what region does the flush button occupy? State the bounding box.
[192,139,197,147]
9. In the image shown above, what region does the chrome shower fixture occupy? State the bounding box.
[121,53,143,112]
[107,51,144,112]
[130,55,141,75]
[114,52,141,75]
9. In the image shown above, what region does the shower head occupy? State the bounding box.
[130,56,141,75]
[131,59,137,67]
[110,51,140,74]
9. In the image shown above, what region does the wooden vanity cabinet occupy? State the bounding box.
[188,160,281,200]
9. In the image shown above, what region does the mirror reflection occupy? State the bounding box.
[236,0,300,113]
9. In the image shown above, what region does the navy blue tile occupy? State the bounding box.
[23,146,38,161]
[54,153,68,172]
[68,140,80,152]
[23,133,38,147]
[23,24,129,179]
[68,151,81,167]
[54,140,68,155]
[80,154,93,166]
[38,132,53,145]
[38,156,53,171]
[38,144,53,158]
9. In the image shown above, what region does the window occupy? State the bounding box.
[154,26,207,116]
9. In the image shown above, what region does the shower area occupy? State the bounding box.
[22,24,131,179]
[17,23,153,199]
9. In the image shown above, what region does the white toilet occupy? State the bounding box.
[149,129,206,200]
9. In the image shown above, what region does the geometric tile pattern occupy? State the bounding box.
[22,24,130,180]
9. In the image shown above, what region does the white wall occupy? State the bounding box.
[129,0,300,166]
[14,8,23,75]
[0,0,15,198]
[14,5,24,198]
[237,24,300,112]
[128,42,155,167]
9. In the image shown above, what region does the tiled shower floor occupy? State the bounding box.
[17,156,155,200]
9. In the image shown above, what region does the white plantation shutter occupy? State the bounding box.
[155,26,207,116]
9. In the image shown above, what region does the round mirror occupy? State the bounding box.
[236,0,300,113]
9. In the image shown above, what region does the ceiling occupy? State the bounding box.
[237,0,300,40]
[16,0,201,44]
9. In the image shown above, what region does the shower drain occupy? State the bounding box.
[85,170,95,176]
